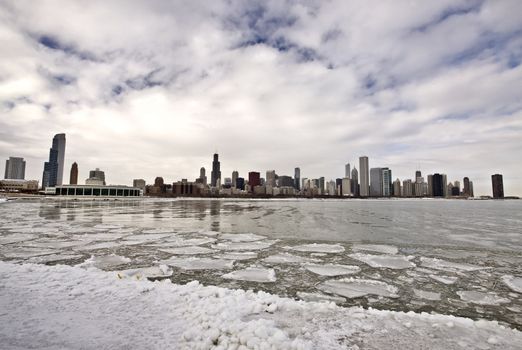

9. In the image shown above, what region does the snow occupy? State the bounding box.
[212,240,275,251]
[501,275,522,293]
[285,243,345,253]
[0,262,522,349]
[0,247,59,259]
[303,263,360,276]
[26,253,84,264]
[77,254,131,270]
[351,244,399,255]
[117,265,173,279]
[349,253,416,269]
[222,267,277,283]
[263,253,318,264]
[161,257,235,270]
[457,291,511,305]
[159,246,215,255]
[218,233,267,242]
[429,274,458,285]
[317,278,400,299]
[296,292,347,304]
[413,289,441,301]
[420,257,488,272]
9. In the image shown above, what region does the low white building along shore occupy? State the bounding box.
[51,184,142,197]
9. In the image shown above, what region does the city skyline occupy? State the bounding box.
[1,1,521,195]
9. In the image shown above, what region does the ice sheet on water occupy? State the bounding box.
[457,291,510,305]
[26,253,85,264]
[429,274,458,285]
[140,228,175,234]
[159,246,215,255]
[285,243,345,253]
[148,237,216,247]
[117,265,173,279]
[222,267,276,283]
[122,233,172,242]
[413,289,441,301]
[263,253,319,264]
[317,278,399,299]
[161,257,235,270]
[501,275,522,293]
[73,232,128,241]
[1,247,59,259]
[77,254,131,270]
[218,233,267,242]
[74,241,122,251]
[349,253,415,269]
[21,240,89,249]
[214,252,258,260]
[0,234,38,245]
[351,244,398,255]
[212,240,276,251]
[296,291,346,304]
[420,257,487,272]
[304,264,360,276]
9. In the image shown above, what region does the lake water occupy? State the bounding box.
[1,198,521,329]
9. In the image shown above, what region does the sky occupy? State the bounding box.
[1,0,521,196]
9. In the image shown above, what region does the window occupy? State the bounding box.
[101,188,108,196]
[124,189,129,196]
[85,188,92,195]
[67,188,75,195]
[77,188,84,195]
[109,189,116,196]
[93,188,100,196]
[117,189,123,196]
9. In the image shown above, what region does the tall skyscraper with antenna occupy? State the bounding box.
[211,153,221,187]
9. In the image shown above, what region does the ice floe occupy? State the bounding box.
[413,289,441,301]
[349,253,415,269]
[117,265,173,279]
[317,278,399,299]
[214,252,258,260]
[429,274,458,285]
[212,240,275,251]
[162,257,235,270]
[296,291,346,304]
[501,275,522,293]
[303,264,360,276]
[0,247,59,259]
[74,241,122,251]
[457,291,510,305]
[285,243,345,253]
[218,233,267,242]
[0,234,38,245]
[77,254,131,270]
[222,267,277,283]
[420,257,488,272]
[122,233,172,242]
[351,244,398,255]
[263,253,318,264]
[26,253,85,264]
[148,237,216,247]
[159,246,215,255]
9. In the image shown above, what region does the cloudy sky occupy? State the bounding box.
[1,0,521,196]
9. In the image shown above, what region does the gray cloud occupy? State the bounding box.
[0,0,521,196]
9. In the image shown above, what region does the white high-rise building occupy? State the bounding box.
[4,157,26,179]
[266,170,276,187]
[342,177,352,196]
[345,163,350,178]
[359,156,369,197]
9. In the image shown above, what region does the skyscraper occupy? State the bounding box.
[381,167,392,197]
[210,153,221,187]
[294,167,300,190]
[87,168,106,185]
[492,174,504,198]
[393,178,401,197]
[319,177,325,195]
[199,167,207,186]
[248,172,260,190]
[345,163,350,178]
[70,162,78,185]
[370,168,383,197]
[232,171,238,188]
[432,173,444,197]
[4,157,25,179]
[266,170,276,187]
[42,133,66,188]
[463,177,471,197]
[359,156,369,197]
[351,167,359,196]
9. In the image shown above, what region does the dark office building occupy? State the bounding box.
[69,162,78,185]
[248,172,260,190]
[451,186,460,196]
[294,167,300,190]
[491,174,504,198]
[211,153,221,187]
[336,178,342,194]
[236,177,245,191]
[432,173,444,197]
[463,177,471,196]
[42,133,66,188]
[278,175,294,187]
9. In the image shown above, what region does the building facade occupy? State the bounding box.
[70,162,78,185]
[42,133,66,188]
[248,172,260,190]
[381,167,392,197]
[294,167,300,190]
[4,157,26,179]
[0,179,38,192]
[491,174,504,198]
[369,167,382,197]
[359,156,369,197]
[54,185,142,197]
[211,153,221,187]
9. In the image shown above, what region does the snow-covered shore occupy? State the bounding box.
[0,261,520,350]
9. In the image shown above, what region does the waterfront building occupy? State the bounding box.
[351,168,359,197]
[278,175,293,187]
[253,185,265,195]
[319,177,325,195]
[454,180,461,194]
[87,168,106,186]
[211,153,221,187]
[42,133,66,188]
[70,162,78,185]
[173,179,202,196]
[469,181,474,197]
[492,174,504,198]
[442,174,448,197]
[232,171,238,188]
[345,163,350,178]
[432,173,445,197]
[294,167,300,190]
[359,156,369,197]
[381,168,392,197]
[53,184,142,197]
[0,179,38,193]
[327,180,337,196]
[236,177,245,191]
[402,179,413,197]
[133,179,146,191]
[414,172,426,197]
[463,177,472,197]
[248,172,260,191]
[266,170,276,187]
[335,178,342,196]
[199,167,207,186]
[4,157,26,179]
[341,177,352,196]
[427,175,433,197]
[393,179,401,197]
[224,177,232,188]
[369,167,382,197]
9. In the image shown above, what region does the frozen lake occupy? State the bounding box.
[1,198,521,330]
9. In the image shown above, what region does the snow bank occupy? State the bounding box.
[1,261,521,350]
